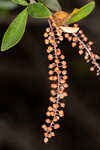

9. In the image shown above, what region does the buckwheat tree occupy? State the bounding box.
[0,0,99,143]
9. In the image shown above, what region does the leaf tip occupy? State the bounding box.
[1,45,7,52]
[91,1,96,8]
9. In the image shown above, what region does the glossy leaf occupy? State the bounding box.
[1,8,28,51]
[28,2,52,18]
[67,1,95,24]
[39,0,62,11]
[11,0,28,6]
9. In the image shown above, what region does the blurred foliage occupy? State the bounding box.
[0,0,17,10]
[11,0,28,6]
[0,0,17,15]
[39,0,62,11]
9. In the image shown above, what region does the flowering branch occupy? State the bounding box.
[42,8,100,143]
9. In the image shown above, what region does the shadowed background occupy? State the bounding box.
[0,0,100,149]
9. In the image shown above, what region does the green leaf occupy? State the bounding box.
[39,0,62,11]
[0,0,17,10]
[67,1,95,24]
[1,8,28,51]
[11,0,28,6]
[28,2,52,18]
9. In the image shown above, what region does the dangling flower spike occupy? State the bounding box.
[42,18,69,143]
[42,1,100,143]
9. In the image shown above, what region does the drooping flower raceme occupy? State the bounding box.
[42,19,69,143]
[42,11,100,143]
